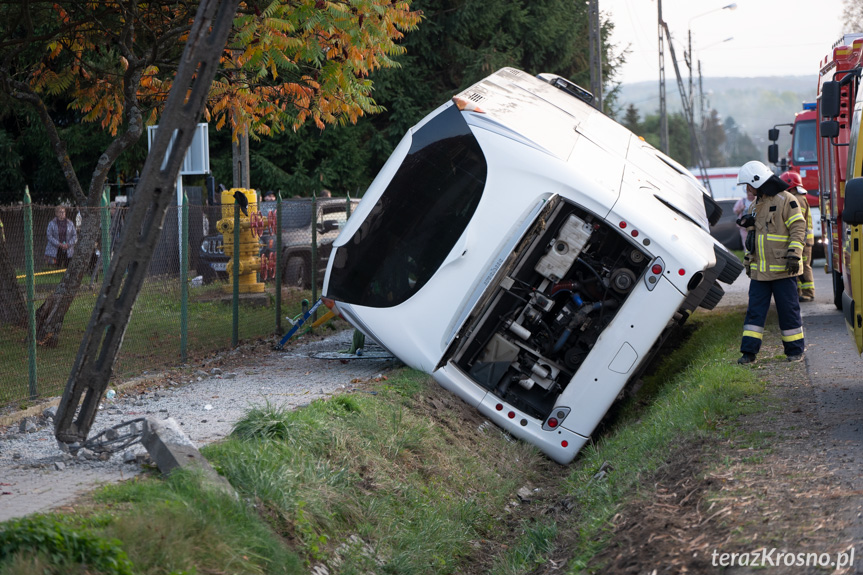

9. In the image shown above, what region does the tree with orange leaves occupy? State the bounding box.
[214,1,420,138]
[0,0,420,347]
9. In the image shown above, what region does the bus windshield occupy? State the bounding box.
[325,105,487,308]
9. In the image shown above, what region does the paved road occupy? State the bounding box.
[801,262,863,571]
[712,258,863,572]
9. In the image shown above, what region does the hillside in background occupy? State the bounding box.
[616,76,815,165]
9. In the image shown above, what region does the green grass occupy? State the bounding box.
[205,371,544,574]
[561,311,763,571]
[0,277,315,405]
[490,520,558,575]
[0,310,769,575]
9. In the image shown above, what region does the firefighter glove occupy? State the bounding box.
[785,255,801,275]
[736,213,756,229]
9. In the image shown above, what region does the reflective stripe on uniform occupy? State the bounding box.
[769,265,787,272]
[788,241,804,251]
[785,213,804,226]
[781,327,804,342]
[743,324,764,340]
[766,234,789,242]
[758,234,766,272]
[797,281,815,289]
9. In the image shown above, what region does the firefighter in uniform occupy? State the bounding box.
[779,171,816,301]
[736,161,807,364]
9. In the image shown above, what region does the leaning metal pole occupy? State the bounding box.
[55,0,241,444]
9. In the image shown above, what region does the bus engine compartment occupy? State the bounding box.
[450,197,657,423]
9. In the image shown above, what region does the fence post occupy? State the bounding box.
[100,188,111,282]
[311,193,318,321]
[232,201,240,347]
[23,187,37,399]
[275,192,282,335]
[343,192,365,354]
[181,192,189,362]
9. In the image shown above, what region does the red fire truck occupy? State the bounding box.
[768,103,823,255]
[815,34,863,354]
[768,102,819,190]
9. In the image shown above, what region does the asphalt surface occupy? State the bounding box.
[727,258,863,573]
[800,262,863,572]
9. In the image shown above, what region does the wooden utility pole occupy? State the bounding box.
[658,0,668,154]
[588,0,603,111]
[698,60,705,124]
[687,29,697,164]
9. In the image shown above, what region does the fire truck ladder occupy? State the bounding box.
[661,21,713,196]
[54,0,241,445]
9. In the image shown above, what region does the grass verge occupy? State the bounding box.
[0,310,767,575]
[561,310,762,571]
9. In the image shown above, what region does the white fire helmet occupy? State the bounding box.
[737,161,774,189]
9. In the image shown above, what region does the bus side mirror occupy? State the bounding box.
[768,144,779,164]
[821,81,841,118]
[821,120,840,139]
[768,128,780,141]
[844,178,863,225]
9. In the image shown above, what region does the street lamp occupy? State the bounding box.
[689,3,737,28]
[701,36,734,51]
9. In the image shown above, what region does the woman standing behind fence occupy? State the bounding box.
[45,206,76,269]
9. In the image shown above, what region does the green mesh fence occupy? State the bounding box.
[0,194,355,410]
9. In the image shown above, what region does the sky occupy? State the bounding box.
[603,0,848,85]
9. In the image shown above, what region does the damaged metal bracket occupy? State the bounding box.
[82,417,147,454]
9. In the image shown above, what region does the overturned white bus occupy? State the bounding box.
[323,68,743,464]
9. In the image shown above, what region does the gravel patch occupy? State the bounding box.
[0,329,398,522]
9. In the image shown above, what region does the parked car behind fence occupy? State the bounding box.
[199,197,357,287]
